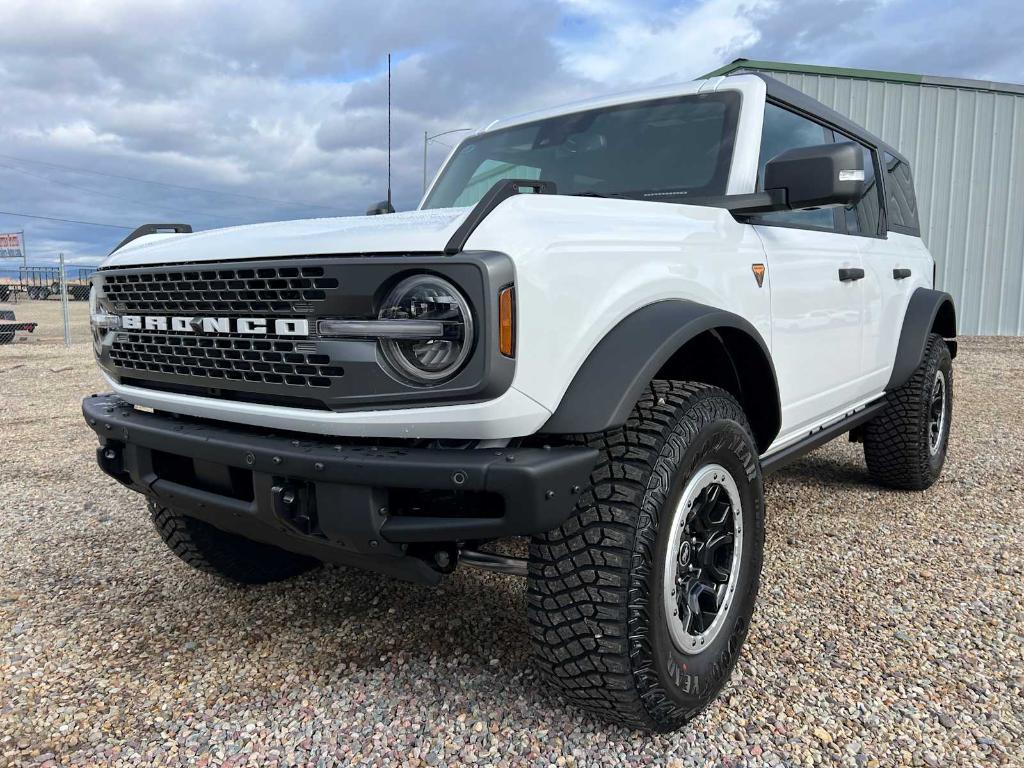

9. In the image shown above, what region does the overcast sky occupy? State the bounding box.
[1,0,1021,266]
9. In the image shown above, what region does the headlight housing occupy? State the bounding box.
[377,274,474,384]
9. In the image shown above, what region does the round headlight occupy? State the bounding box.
[378,274,474,384]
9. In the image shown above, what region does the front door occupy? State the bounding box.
[752,103,867,442]
[757,226,865,439]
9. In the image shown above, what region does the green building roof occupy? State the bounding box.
[703,59,1024,96]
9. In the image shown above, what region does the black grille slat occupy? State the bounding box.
[110,333,343,388]
[103,264,333,314]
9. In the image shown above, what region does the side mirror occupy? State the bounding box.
[764,141,864,211]
[366,200,395,216]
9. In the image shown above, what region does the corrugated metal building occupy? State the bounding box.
[705,59,1024,336]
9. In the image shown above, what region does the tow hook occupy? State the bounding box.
[272,482,319,536]
[431,544,459,574]
[96,443,131,486]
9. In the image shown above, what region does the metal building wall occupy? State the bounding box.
[739,69,1024,336]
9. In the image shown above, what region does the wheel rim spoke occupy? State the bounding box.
[701,531,735,583]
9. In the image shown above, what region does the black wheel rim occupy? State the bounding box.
[929,370,947,455]
[663,464,743,654]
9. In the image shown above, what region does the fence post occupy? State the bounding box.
[59,253,71,347]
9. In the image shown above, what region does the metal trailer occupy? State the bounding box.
[0,310,37,344]
[17,266,92,301]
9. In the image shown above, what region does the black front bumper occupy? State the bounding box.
[83,394,597,585]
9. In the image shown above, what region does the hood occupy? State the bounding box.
[102,207,471,268]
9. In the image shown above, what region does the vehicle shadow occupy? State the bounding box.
[765,452,878,491]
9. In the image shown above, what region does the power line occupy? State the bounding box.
[0,152,338,211]
[0,163,222,221]
[0,210,131,229]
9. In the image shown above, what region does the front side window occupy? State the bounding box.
[423,91,741,209]
[755,103,837,231]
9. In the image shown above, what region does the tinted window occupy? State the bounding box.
[755,103,836,231]
[883,152,920,233]
[844,142,881,236]
[452,158,541,207]
[424,92,740,209]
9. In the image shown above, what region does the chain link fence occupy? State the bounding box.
[0,260,94,346]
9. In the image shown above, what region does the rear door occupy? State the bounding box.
[852,150,932,392]
[752,103,867,440]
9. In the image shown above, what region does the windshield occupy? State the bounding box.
[422,91,740,209]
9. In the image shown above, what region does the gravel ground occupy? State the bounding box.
[1,301,1022,767]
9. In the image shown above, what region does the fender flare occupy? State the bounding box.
[540,300,781,451]
[886,288,957,390]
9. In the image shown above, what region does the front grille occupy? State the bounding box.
[104,265,339,314]
[95,255,504,412]
[109,332,345,388]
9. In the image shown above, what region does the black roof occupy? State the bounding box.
[741,73,910,164]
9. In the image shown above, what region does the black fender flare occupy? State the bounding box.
[886,288,957,390]
[540,300,781,451]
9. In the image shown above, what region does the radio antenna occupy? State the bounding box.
[387,52,392,210]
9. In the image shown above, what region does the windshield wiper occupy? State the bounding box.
[568,191,638,199]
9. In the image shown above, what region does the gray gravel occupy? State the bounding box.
[2,301,1022,767]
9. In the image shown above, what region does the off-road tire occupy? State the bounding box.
[527,381,765,732]
[864,333,952,490]
[149,500,318,584]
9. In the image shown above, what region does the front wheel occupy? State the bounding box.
[528,381,765,732]
[149,501,319,584]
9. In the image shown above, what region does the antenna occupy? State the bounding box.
[387,52,392,209]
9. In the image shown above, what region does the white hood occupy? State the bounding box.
[102,207,471,267]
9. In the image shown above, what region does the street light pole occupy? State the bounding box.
[422,127,474,196]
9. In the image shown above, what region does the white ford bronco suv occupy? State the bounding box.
[84,73,956,731]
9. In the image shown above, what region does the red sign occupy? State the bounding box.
[0,232,23,259]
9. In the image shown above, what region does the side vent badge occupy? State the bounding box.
[751,263,766,288]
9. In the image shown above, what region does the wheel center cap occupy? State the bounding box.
[677,540,692,567]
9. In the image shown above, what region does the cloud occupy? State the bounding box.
[555,0,776,84]
[0,0,1020,266]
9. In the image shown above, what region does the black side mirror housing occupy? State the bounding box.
[764,141,865,211]
[366,200,395,216]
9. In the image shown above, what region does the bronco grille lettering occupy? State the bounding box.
[118,316,309,336]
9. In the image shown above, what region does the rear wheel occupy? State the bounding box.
[864,334,952,490]
[149,500,318,584]
[528,381,765,731]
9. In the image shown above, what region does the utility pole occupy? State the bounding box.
[422,128,474,195]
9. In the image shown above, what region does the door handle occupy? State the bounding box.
[892,268,912,280]
[838,267,866,282]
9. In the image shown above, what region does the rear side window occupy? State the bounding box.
[883,152,920,235]
[755,103,837,232]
